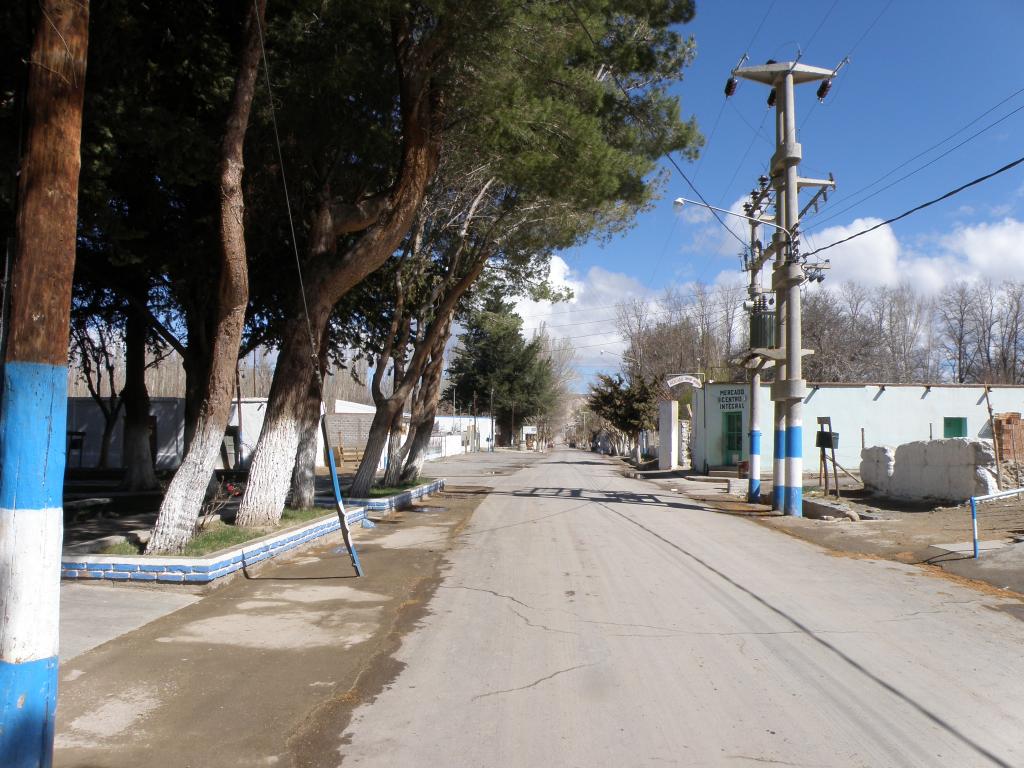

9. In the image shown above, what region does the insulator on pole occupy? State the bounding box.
[767,88,777,108]
[724,77,738,97]
[816,79,832,102]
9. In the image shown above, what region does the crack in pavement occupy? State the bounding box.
[510,607,579,635]
[726,756,824,767]
[440,585,533,610]
[472,662,597,701]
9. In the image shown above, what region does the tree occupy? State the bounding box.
[69,287,125,467]
[0,1,89,764]
[237,0,701,524]
[587,373,658,462]
[446,293,556,446]
[147,0,266,554]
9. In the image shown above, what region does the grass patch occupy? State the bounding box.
[182,522,262,556]
[362,478,435,498]
[281,507,333,524]
[102,540,142,556]
[99,508,335,558]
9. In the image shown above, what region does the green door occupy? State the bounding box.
[723,411,744,465]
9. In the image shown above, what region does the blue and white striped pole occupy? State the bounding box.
[784,406,803,516]
[0,364,66,766]
[773,402,786,511]
[748,369,761,503]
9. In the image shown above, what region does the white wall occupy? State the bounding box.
[693,382,1024,475]
[66,397,185,470]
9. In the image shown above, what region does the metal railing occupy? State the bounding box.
[968,487,1024,559]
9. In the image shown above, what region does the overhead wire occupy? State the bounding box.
[802,153,1024,258]
[799,0,894,132]
[806,90,1024,230]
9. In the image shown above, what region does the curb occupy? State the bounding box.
[60,479,445,584]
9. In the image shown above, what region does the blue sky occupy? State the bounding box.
[516,0,1024,384]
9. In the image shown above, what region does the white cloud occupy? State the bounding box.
[515,256,658,376]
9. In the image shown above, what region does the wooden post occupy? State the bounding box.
[984,386,1002,491]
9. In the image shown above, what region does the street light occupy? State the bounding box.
[673,197,792,239]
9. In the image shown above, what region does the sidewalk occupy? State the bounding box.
[53,451,536,768]
[54,495,478,767]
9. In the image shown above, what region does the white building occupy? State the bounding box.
[690,381,1024,474]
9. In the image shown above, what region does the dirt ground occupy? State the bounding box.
[54,485,489,768]
[760,486,1024,597]
[629,461,1024,599]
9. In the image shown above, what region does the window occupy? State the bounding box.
[943,417,967,438]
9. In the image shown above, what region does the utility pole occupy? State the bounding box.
[732,60,837,516]
[743,183,771,505]
[1,3,89,766]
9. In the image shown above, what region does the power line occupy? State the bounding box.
[803,153,1024,258]
[799,0,894,132]
[806,89,1024,230]
[802,0,840,56]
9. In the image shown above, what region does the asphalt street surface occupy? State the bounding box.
[338,448,1024,767]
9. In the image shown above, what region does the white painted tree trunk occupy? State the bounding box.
[401,414,435,483]
[234,329,314,526]
[289,403,320,509]
[147,424,223,551]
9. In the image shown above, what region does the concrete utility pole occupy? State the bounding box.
[744,192,769,504]
[733,60,836,516]
[1,3,89,766]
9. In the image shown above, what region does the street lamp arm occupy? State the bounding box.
[673,197,792,238]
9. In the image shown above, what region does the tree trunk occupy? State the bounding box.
[181,339,212,454]
[382,406,406,487]
[400,418,435,483]
[97,406,119,469]
[350,400,402,497]
[401,335,447,482]
[288,364,324,509]
[0,2,88,762]
[235,315,321,526]
[121,304,159,491]
[235,38,442,525]
[148,0,264,553]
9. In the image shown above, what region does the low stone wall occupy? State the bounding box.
[860,438,998,502]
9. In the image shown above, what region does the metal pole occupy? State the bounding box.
[971,496,979,559]
[489,387,495,451]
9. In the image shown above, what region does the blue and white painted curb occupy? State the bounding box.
[346,478,445,512]
[60,479,445,585]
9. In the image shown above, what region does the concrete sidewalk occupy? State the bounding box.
[52,451,537,768]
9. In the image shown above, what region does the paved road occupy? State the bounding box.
[338,448,1024,767]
